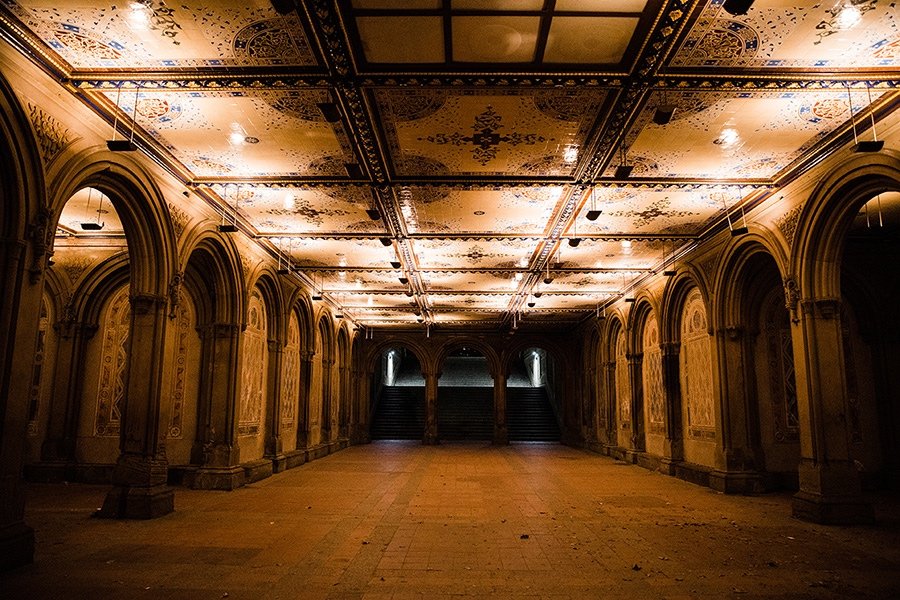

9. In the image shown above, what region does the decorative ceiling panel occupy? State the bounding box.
[355,16,443,63]
[671,0,899,70]
[405,186,563,236]
[374,88,607,177]
[285,238,397,269]
[413,238,539,270]
[610,90,884,180]
[428,293,512,310]
[318,270,407,293]
[7,0,316,69]
[451,16,540,63]
[530,293,615,310]
[340,292,417,309]
[554,238,663,270]
[544,16,639,64]
[101,89,351,178]
[539,271,640,294]
[422,271,523,293]
[231,186,384,235]
[579,186,726,236]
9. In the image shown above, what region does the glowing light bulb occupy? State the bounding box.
[127,3,151,30]
[563,145,578,163]
[715,128,740,148]
[229,131,245,146]
[835,4,861,29]
[283,193,295,210]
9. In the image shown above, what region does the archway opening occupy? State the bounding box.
[370,346,425,440]
[437,347,493,441]
[31,186,132,478]
[838,191,900,490]
[507,347,560,442]
[741,251,799,490]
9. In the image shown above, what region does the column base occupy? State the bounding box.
[492,426,508,446]
[96,484,174,519]
[243,458,273,483]
[185,466,245,490]
[0,521,34,572]
[267,453,288,473]
[709,469,766,494]
[792,491,874,524]
[422,432,439,445]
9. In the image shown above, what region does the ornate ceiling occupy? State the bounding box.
[2,0,898,331]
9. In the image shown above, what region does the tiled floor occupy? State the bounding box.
[4,442,900,599]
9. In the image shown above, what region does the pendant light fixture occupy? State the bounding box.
[614,146,633,179]
[217,184,238,233]
[663,239,676,276]
[586,186,602,221]
[80,187,106,230]
[107,83,138,152]
[847,83,884,152]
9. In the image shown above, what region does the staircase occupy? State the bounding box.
[438,386,494,440]
[507,387,560,442]
[370,386,425,440]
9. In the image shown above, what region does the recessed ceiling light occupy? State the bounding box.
[835,4,862,29]
[563,145,578,163]
[229,130,245,146]
[715,128,740,148]
[127,3,151,29]
[283,193,295,210]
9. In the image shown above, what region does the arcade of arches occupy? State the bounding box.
[2,4,900,578]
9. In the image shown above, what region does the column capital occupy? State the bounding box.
[800,297,842,319]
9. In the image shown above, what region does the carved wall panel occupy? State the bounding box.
[764,296,799,443]
[615,329,631,429]
[165,290,195,439]
[642,315,665,434]
[27,295,54,437]
[239,291,267,436]
[94,285,130,437]
[283,314,301,426]
[680,289,715,438]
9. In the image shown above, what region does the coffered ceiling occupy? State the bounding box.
[2,0,898,331]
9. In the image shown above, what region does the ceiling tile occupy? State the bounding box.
[452,16,540,62]
[544,16,639,64]
[375,88,607,177]
[671,0,900,69]
[237,186,385,236]
[356,16,444,63]
[554,0,647,11]
[10,1,316,69]
[413,238,539,270]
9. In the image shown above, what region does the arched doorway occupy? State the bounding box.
[370,346,425,440]
[506,347,560,442]
[437,347,493,441]
[837,191,900,489]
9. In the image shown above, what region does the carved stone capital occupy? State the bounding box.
[800,297,842,320]
[129,293,168,315]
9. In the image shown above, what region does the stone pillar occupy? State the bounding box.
[265,338,287,472]
[710,326,764,493]
[322,358,334,445]
[39,318,97,466]
[351,367,371,444]
[423,370,440,445]
[583,366,597,443]
[602,360,616,448]
[338,363,350,440]
[98,293,174,519]
[659,342,683,471]
[626,352,645,452]
[0,238,36,569]
[297,350,314,451]
[493,371,508,445]
[188,323,243,490]
[791,298,872,523]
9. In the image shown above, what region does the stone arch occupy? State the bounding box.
[715,237,797,491]
[628,295,662,454]
[792,150,900,300]
[434,337,501,378]
[661,268,711,344]
[49,149,177,298]
[180,230,244,327]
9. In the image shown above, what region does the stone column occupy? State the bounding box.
[710,326,764,493]
[423,370,440,445]
[188,323,243,490]
[0,238,36,569]
[602,360,616,449]
[297,350,314,452]
[265,338,287,472]
[98,293,173,519]
[39,318,97,466]
[338,363,350,440]
[626,352,645,453]
[322,358,334,446]
[659,342,683,471]
[351,367,371,444]
[791,298,872,523]
[493,371,508,445]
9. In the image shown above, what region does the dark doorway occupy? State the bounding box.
[507,348,560,442]
[437,348,493,441]
[370,347,425,440]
